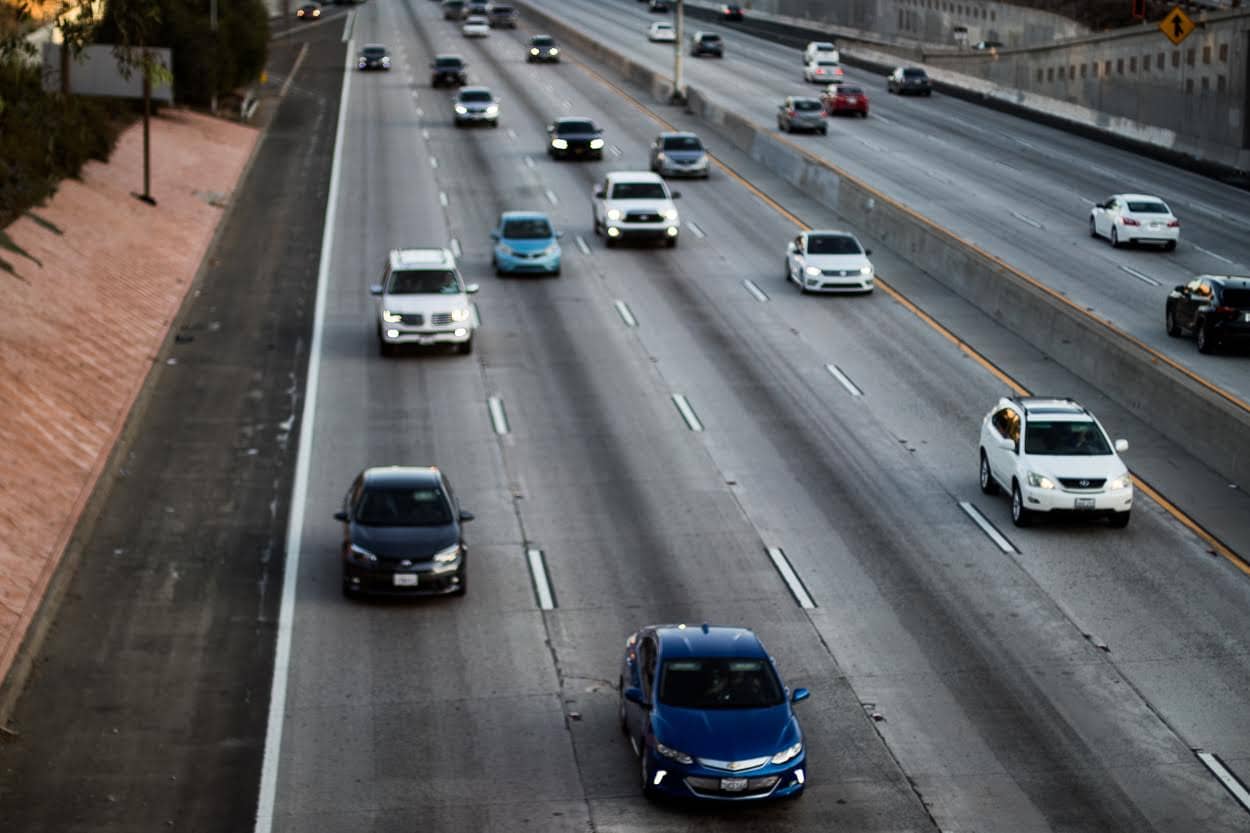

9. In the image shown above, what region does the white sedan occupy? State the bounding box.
[462,15,490,36]
[803,59,844,84]
[1089,193,1179,250]
[785,230,874,293]
[648,21,676,42]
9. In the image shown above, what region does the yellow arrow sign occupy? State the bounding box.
[1160,6,1195,45]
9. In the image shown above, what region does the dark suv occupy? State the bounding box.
[336,467,474,597]
[690,31,723,57]
[1166,275,1250,354]
[887,66,932,95]
[547,117,605,160]
[430,54,468,87]
[489,3,517,27]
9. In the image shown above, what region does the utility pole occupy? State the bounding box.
[210,0,219,113]
[672,0,685,104]
[138,47,156,205]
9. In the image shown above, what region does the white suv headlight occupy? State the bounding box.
[606,208,623,221]
[859,264,873,275]
[770,741,802,765]
[804,265,822,277]
[454,104,468,114]
[381,310,403,323]
[1108,474,1132,491]
[661,207,679,221]
[451,307,471,322]
[1027,472,1056,489]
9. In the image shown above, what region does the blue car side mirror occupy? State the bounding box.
[490,231,500,240]
[624,687,648,707]
[791,687,810,704]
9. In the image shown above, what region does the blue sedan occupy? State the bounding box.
[491,211,562,275]
[619,624,809,801]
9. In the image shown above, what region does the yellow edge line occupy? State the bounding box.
[557,37,1250,576]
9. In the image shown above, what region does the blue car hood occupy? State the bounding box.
[653,703,798,761]
[350,523,457,559]
[501,237,556,253]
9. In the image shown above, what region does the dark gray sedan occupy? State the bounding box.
[777,96,827,134]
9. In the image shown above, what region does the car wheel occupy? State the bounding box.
[606,235,617,248]
[1197,322,1215,354]
[1108,511,1131,529]
[820,125,828,135]
[1109,226,1120,248]
[1163,240,1176,251]
[378,338,393,358]
[979,451,999,495]
[861,110,868,118]
[784,259,792,285]
[924,89,932,97]
[1011,481,1033,527]
[1166,306,1181,337]
[1089,217,1098,238]
[641,750,660,801]
[458,337,473,355]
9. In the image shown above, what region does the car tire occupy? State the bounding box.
[979,451,999,495]
[458,337,473,355]
[665,236,677,248]
[641,751,660,801]
[341,580,359,599]
[1163,240,1176,251]
[1011,481,1034,528]
[1110,227,1121,248]
[1108,511,1131,529]
[861,111,868,118]
[1197,321,1215,354]
[1089,217,1098,238]
[378,339,394,358]
[1166,306,1181,337]
[923,89,932,97]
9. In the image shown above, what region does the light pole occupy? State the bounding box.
[210,0,218,113]
[671,0,684,103]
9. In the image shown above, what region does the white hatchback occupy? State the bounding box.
[462,14,490,36]
[648,21,675,41]
[1089,193,1179,250]
[785,230,873,293]
[979,397,1133,528]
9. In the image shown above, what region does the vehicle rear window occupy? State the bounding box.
[491,5,514,12]
[611,182,667,199]
[658,658,784,709]
[435,57,464,68]
[793,99,823,111]
[810,42,834,50]
[903,68,927,77]
[1024,420,1111,456]
[700,34,721,42]
[459,90,492,101]
[817,61,839,67]
[662,135,703,150]
[1220,288,1250,308]
[1126,201,1169,214]
[532,36,554,45]
[557,120,596,134]
[355,487,452,526]
[839,86,864,95]
[502,218,553,239]
[388,269,460,294]
[807,234,862,254]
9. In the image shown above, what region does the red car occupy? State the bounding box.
[822,84,869,118]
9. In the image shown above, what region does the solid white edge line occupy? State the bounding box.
[766,547,815,609]
[1119,265,1161,287]
[544,188,559,206]
[254,34,354,833]
[1196,751,1250,812]
[488,396,509,435]
[687,221,705,239]
[958,501,1016,553]
[742,279,769,302]
[341,8,355,42]
[671,394,704,432]
[613,299,638,327]
[575,235,591,255]
[278,43,309,99]
[824,364,863,397]
[450,238,461,257]
[526,548,555,610]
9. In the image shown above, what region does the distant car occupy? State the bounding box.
[822,83,868,117]
[592,171,681,248]
[689,31,723,57]
[1166,275,1250,354]
[649,0,670,13]
[467,0,488,13]
[453,86,499,127]
[887,66,931,95]
[785,230,874,293]
[972,39,1004,50]
[370,247,479,355]
[650,131,709,178]
[979,397,1133,528]
[492,211,563,276]
[721,3,744,20]
[619,624,810,801]
[1088,193,1179,250]
[648,21,676,42]
[462,14,490,36]
[527,34,560,62]
[803,59,844,84]
[430,54,468,87]
[488,3,517,27]
[803,41,838,64]
[295,2,322,19]
[336,466,473,598]
[441,0,466,19]
[777,96,827,134]
[357,43,391,71]
[547,116,605,160]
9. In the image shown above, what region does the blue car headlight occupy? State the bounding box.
[770,741,802,765]
[655,741,693,765]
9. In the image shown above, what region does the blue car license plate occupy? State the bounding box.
[720,777,748,792]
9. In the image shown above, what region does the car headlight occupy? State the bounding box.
[804,265,822,277]
[606,208,622,221]
[550,48,559,55]
[381,58,391,66]
[349,543,378,564]
[859,264,873,275]
[661,207,679,221]
[1027,472,1056,489]
[1108,474,1132,491]
[770,741,802,765]
[655,741,693,765]
[531,47,540,55]
[358,60,367,67]
[551,138,568,149]
[485,104,498,115]
[433,543,461,563]
[589,138,605,149]
[454,104,468,114]
[543,243,561,256]
[450,307,471,322]
[381,310,403,323]
[655,152,667,162]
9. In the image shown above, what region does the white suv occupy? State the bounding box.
[978,397,1133,528]
[803,41,839,64]
[371,248,479,356]
[592,171,681,248]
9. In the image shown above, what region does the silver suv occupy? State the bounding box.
[371,248,479,356]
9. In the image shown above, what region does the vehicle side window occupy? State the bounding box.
[640,637,657,697]
[347,475,364,513]
[992,407,1020,443]
[794,235,804,253]
[382,261,391,289]
[441,474,457,509]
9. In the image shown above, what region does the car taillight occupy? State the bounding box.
[1120,217,1140,226]
[1215,306,1237,315]
[1167,219,1180,227]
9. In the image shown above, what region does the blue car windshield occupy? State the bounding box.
[502,219,553,239]
[659,658,784,709]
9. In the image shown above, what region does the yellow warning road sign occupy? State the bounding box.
[1160,6,1195,46]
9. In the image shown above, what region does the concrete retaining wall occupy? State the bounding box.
[513,0,1250,490]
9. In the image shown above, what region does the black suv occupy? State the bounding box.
[357,43,391,71]
[336,467,474,597]
[690,31,723,57]
[547,117,605,160]
[1166,275,1250,354]
[430,54,468,87]
[527,34,559,62]
[887,66,932,96]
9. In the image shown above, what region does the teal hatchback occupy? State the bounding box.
[491,211,563,276]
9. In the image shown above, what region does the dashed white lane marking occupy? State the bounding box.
[526,548,555,610]
[450,237,461,257]
[439,191,449,208]
[858,138,887,152]
[958,501,1016,553]
[506,127,518,139]
[613,299,638,327]
[1195,750,1250,813]
[1120,265,1161,287]
[429,156,438,168]
[767,547,815,609]
[824,364,863,397]
[609,145,623,158]
[416,106,424,117]
[1010,210,1043,229]
[873,113,892,125]
[524,156,536,168]
[686,221,705,239]
[671,394,704,432]
[421,128,430,140]
[1193,244,1234,265]
[278,43,310,99]
[487,396,510,435]
[544,188,559,206]
[742,279,769,302]
[575,235,591,255]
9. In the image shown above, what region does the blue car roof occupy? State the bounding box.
[654,625,768,659]
[499,210,551,222]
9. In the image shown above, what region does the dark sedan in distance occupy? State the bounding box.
[430,54,469,87]
[527,34,560,62]
[887,65,932,95]
[547,117,605,160]
[336,466,473,597]
[357,43,391,71]
[296,2,322,19]
[1166,275,1250,354]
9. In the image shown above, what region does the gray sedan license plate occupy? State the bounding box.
[393,573,418,587]
[721,777,749,792]
[1075,497,1096,511]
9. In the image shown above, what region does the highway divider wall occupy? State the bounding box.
[511,0,1250,491]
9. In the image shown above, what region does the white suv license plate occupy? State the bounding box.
[393,573,418,587]
[720,777,749,792]
[1075,497,1096,511]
